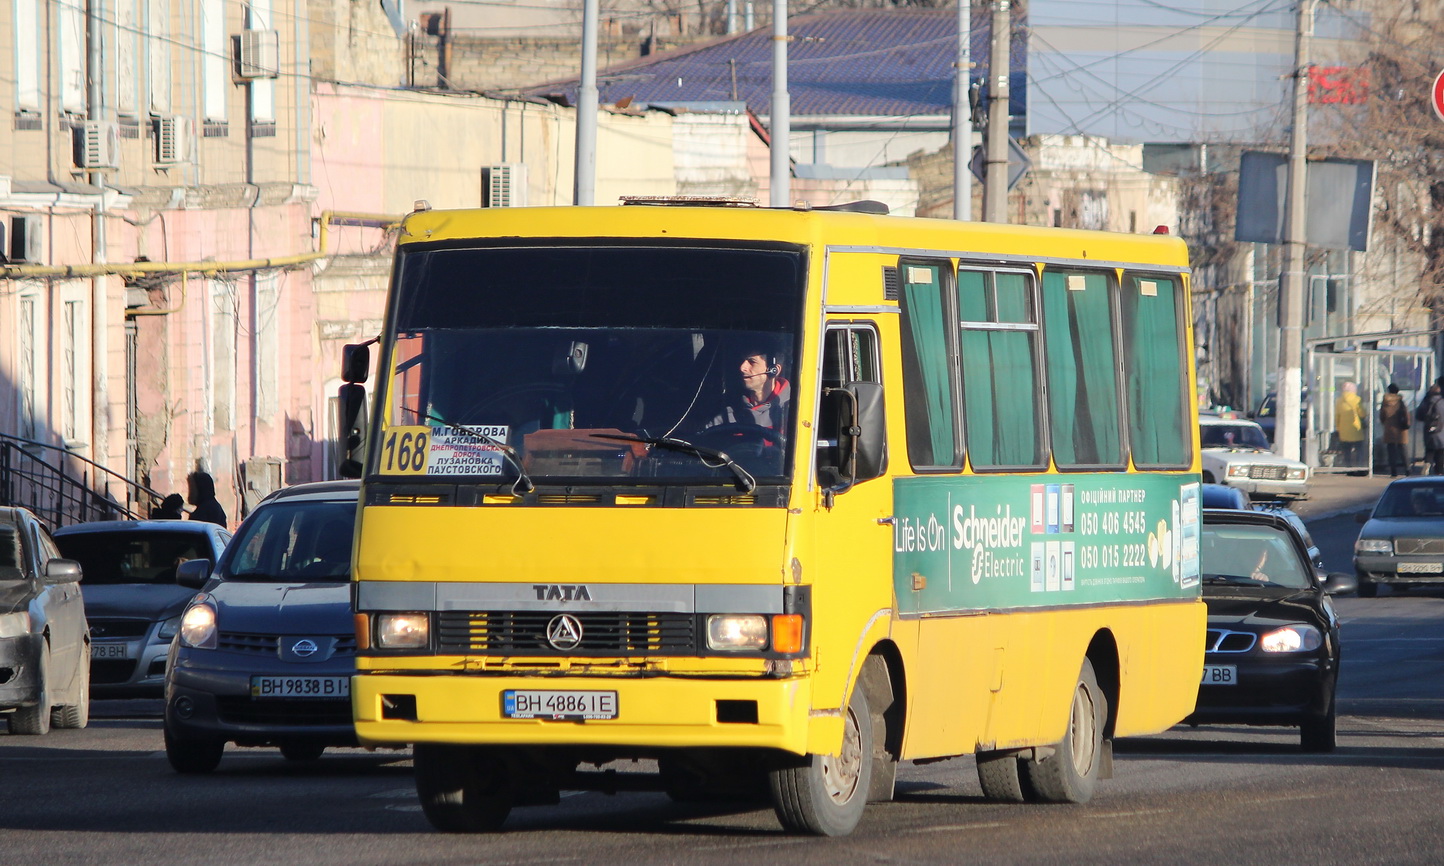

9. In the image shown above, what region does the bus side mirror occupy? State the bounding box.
[822,382,887,501]
[342,343,371,384]
[846,382,887,482]
[338,383,368,479]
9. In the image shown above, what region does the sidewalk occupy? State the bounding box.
[1289,471,1395,521]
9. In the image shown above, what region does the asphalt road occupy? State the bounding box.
[4,495,1441,865]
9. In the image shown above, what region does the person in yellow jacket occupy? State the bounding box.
[1335,381,1366,467]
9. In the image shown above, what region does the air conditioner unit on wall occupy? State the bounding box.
[233,30,280,80]
[74,120,121,170]
[482,164,527,207]
[154,115,192,164]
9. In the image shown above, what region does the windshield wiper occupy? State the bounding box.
[591,433,756,493]
[418,411,535,494]
[1201,574,1262,586]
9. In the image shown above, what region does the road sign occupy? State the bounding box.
[969,139,1032,191]
[1433,69,1444,123]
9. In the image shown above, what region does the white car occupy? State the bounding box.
[1200,416,1309,499]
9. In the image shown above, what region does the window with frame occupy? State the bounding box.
[818,324,881,485]
[957,268,1045,469]
[1121,273,1189,468]
[1041,268,1123,468]
[898,262,960,469]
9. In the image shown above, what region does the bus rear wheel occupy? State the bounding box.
[976,751,1035,802]
[769,683,873,836]
[414,744,513,833]
[1022,659,1106,804]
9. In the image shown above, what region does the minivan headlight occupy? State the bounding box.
[0,611,31,639]
[1355,538,1392,555]
[178,602,218,649]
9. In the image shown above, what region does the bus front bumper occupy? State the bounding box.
[352,672,814,755]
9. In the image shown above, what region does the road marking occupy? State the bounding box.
[910,822,1010,832]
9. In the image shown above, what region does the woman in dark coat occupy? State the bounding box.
[1378,384,1411,476]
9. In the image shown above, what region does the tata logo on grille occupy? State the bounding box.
[545,614,584,651]
[290,639,319,657]
[533,584,592,601]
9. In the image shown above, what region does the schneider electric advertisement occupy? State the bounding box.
[891,474,1201,614]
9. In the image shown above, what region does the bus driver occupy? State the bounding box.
[708,342,792,434]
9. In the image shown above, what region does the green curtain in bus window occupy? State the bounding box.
[993,271,1032,324]
[957,269,988,320]
[1122,275,1187,466]
[899,264,957,467]
[961,329,1041,468]
[1042,270,1122,466]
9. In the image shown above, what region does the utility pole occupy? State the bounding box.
[982,0,1010,223]
[769,0,790,208]
[1275,0,1316,462]
[952,0,972,221]
[573,0,599,205]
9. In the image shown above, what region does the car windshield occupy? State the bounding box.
[1374,483,1444,518]
[380,243,805,484]
[55,531,214,585]
[224,501,357,582]
[1201,423,1271,449]
[1200,523,1312,589]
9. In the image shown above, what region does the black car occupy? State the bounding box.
[53,519,232,697]
[1188,509,1355,752]
[163,481,359,772]
[0,507,90,735]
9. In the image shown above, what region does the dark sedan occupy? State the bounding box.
[53,519,231,697]
[1,507,90,735]
[163,481,359,772]
[1353,477,1444,598]
[1188,509,1354,752]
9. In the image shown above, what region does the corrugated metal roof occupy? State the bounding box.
[526,9,1026,120]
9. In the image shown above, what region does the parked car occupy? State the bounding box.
[1251,389,1310,444]
[52,519,231,698]
[0,507,90,735]
[1188,509,1355,751]
[1200,415,1309,499]
[1353,477,1444,598]
[163,481,359,772]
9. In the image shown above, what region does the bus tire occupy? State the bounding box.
[1022,658,1105,804]
[976,751,1033,802]
[414,744,513,833]
[769,682,873,836]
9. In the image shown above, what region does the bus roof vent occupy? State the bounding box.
[619,195,759,208]
[813,200,890,215]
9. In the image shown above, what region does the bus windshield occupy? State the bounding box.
[380,243,806,484]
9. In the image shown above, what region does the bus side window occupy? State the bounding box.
[818,325,884,489]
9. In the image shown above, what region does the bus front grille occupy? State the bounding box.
[437,611,697,655]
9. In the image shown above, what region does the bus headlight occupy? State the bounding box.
[376,612,430,649]
[1260,624,1322,653]
[179,603,218,649]
[707,614,768,650]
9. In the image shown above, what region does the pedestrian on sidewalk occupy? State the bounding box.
[1379,384,1412,476]
[1334,381,1365,467]
[1417,379,1444,475]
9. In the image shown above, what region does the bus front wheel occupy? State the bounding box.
[414,744,513,833]
[1021,658,1106,804]
[769,683,873,836]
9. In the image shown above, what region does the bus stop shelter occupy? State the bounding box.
[1305,331,1436,475]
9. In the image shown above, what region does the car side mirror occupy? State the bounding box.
[43,558,82,584]
[1321,571,1358,596]
[176,558,214,590]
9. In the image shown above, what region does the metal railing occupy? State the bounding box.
[0,433,163,529]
